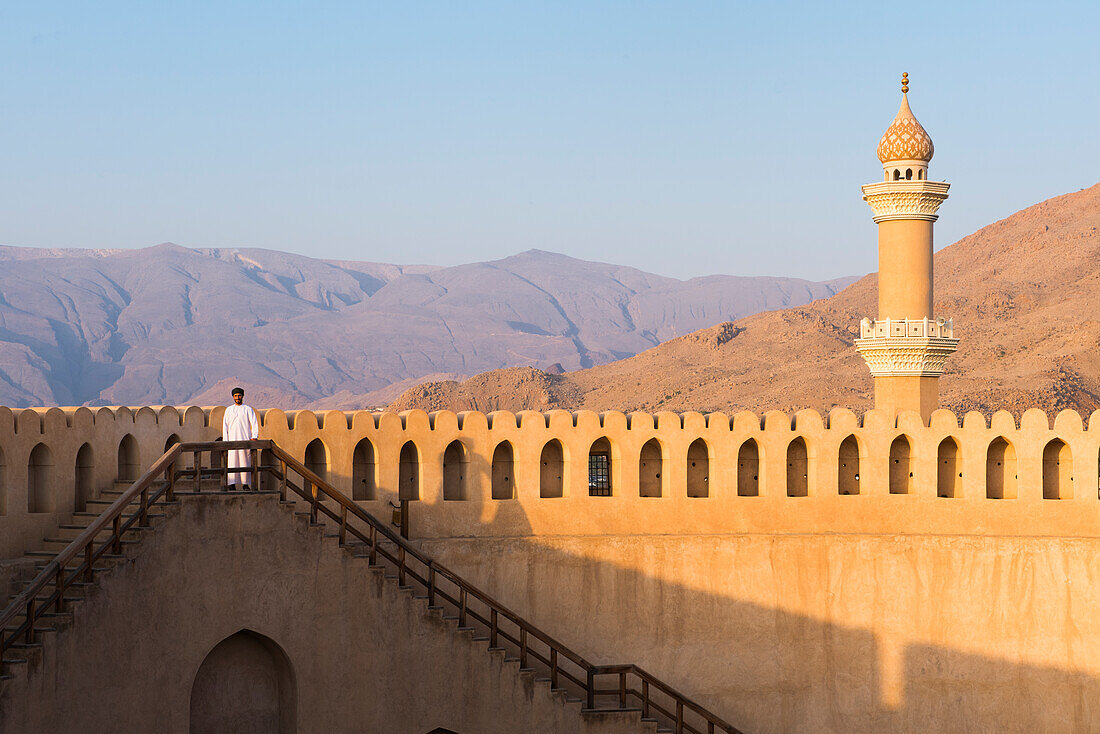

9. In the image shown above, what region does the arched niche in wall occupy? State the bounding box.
[1042,439,1072,499]
[638,438,663,497]
[986,437,1018,499]
[75,443,95,513]
[304,439,327,483]
[165,434,182,453]
[442,440,468,501]
[399,441,420,500]
[786,437,808,497]
[686,438,710,498]
[937,437,961,498]
[539,440,564,498]
[838,435,860,495]
[491,441,515,500]
[889,435,912,495]
[28,443,54,514]
[352,438,377,501]
[737,439,760,497]
[189,629,296,734]
[117,434,140,482]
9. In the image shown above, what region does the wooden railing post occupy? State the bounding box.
[24,599,35,644]
[54,566,65,613]
[490,609,498,649]
[279,460,287,501]
[309,480,318,523]
[167,459,176,502]
[139,487,149,527]
[520,626,528,669]
[428,565,436,607]
[250,448,259,489]
[398,547,406,586]
[400,498,409,539]
[586,669,595,710]
[112,515,121,554]
[708,722,715,734]
[194,451,202,493]
[369,525,377,565]
[339,506,347,546]
[84,543,94,582]
[642,679,650,719]
[676,701,684,733]
[618,671,626,708]
[459,588,468,628]
[550,648,558,689]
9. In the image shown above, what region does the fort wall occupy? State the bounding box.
[1,405,1099,557]
[3,405,1100,732]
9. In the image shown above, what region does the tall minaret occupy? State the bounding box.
[854,73,958,421]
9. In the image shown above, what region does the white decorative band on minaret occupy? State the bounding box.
[861,180,951,223]
[854,317,958,377]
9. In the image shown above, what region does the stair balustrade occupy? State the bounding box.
[0,440,744,734]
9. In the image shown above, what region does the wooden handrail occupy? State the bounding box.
[0,439,744,734]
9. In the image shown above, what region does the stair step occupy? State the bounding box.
[43,538,139,548]
[73,512,165,520]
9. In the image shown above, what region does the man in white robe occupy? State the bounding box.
[222,387,259,489]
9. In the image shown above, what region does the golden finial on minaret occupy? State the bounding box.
[901,72,909,94]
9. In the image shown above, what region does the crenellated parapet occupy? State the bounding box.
[2,404,1100,556]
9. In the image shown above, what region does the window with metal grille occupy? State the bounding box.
[589,452,610,496]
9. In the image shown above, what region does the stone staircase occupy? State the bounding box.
[0,449,742,734]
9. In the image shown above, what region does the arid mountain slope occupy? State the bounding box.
[0,246,852,407]
[391,183,1100,416]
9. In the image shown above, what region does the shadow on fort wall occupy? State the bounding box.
[397,497,1100,734]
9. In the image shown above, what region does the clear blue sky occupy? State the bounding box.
[1,2,1096,280]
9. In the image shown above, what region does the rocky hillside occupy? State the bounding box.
[391,183,1100,417]
[0,246,853,407]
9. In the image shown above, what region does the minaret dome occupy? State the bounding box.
[876,73,934,181]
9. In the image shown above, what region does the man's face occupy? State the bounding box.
[233,392,243,405]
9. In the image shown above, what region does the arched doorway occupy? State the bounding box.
[190,630,296,734]
[117,434,140,482]
[304,439,327,483]
[737,439,759,497]
[986,437,1017,499]
[539,440,564,498]
[786,438,808,497]
[28,443,54,513]
[889,436,911,494]
[686,439,709,498]
[638,439,663,497]
[491,442,515,500]
[352,439,376,501]
[937,437,960,498]
[75,443,95,512]
[399,442,420,500]
[837,435,860,495]
[442,441,468,500]
[1042,439,1072,499]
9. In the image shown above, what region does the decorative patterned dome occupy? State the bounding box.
[877,90,934,164]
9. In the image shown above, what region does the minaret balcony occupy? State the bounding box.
[854,317,959,378]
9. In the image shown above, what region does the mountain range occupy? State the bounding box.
[390,183,1100,417]
[0,245,854,408]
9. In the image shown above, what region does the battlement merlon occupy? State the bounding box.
[861,180,950,223]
